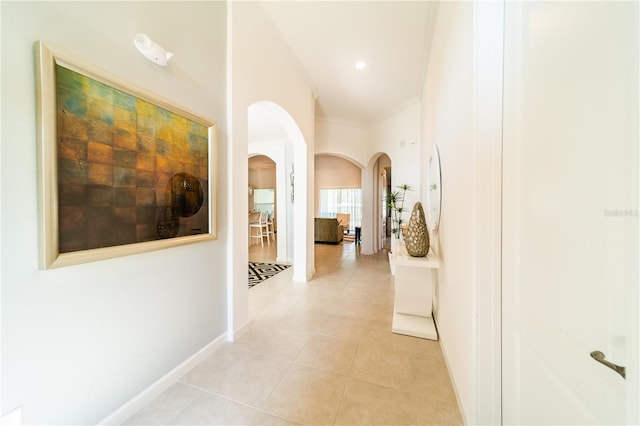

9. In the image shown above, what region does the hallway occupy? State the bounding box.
[125,243,462,425]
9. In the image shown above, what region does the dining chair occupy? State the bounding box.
[266,211,275,242]
[250,211,270,246]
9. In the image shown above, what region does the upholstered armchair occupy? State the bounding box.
[335,213,350,233]
[314,218,344,244]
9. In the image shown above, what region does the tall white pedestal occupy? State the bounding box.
[388,242,440,340]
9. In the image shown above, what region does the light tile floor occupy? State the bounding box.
[125,241,463,425]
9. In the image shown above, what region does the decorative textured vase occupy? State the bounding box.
[405,202,430,257]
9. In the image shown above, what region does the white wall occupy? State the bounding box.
[421,2,478,424]
[367,102,422,211]
[0,2,227,424]
[315,118,367,166]
[229,1,316,335]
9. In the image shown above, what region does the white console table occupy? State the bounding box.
[388,242,440,340]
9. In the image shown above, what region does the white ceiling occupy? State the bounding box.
[258,1,437,126]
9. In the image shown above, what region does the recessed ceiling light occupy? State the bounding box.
[355,60,367,70]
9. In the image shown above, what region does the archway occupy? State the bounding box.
[248,151,287,263]
[314,153,364,238]
[361,152,392,255]
[247,101,311,282]
[248,155,280,262]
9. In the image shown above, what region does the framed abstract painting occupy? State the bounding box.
[34,41,217,269]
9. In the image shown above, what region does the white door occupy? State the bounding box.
[502,2,638,424]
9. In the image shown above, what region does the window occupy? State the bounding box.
[253,188,275,213]
[319,188,362,230]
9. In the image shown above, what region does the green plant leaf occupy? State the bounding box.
[387,183,413,236]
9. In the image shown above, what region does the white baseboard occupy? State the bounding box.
[438,330,468,426]
[97,332,228,425]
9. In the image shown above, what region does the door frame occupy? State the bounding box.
[249,143,289,263]
[473,1,504,425]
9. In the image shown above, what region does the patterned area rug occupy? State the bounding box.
[248,262,291,288]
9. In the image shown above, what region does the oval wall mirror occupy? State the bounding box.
[427,146,442,235]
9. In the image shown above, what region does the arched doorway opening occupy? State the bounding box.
[361,152,392,255]
[247,101,311,282]
[248,155,279,262]
[314,153,365,239]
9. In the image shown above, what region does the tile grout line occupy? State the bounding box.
[176,380,298,425]
[329,333,362,425]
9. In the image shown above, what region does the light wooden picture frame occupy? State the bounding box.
[35,41,217,269]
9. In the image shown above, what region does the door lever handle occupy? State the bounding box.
[590,351,626,379]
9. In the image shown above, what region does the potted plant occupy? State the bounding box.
[386,184,413,243]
